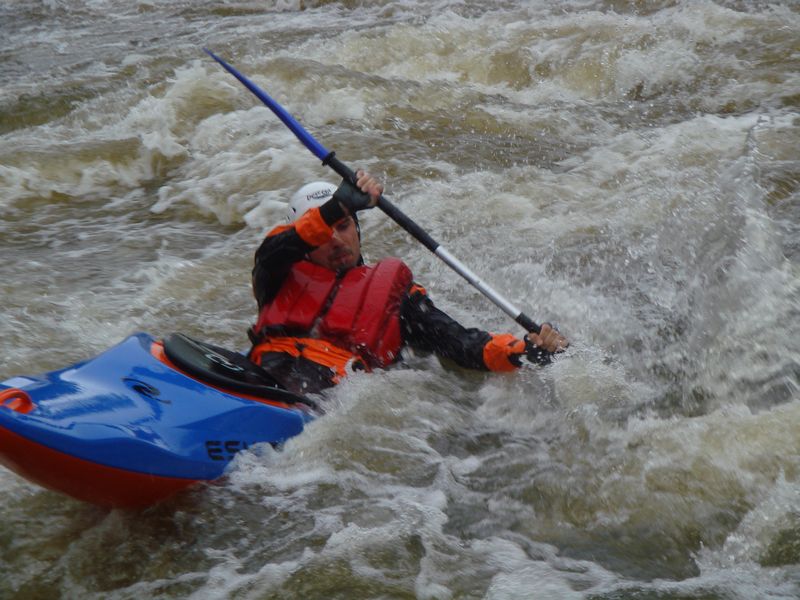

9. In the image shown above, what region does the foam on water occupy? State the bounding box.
[1,0,799,598]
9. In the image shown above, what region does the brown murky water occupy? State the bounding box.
[1,1,799,598]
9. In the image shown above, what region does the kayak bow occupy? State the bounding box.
[0,333,315,508]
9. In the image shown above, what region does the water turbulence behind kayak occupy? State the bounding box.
[0,333,315,508]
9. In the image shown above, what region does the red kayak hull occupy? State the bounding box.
[0,425,197,509]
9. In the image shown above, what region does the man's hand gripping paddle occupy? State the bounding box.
[204,48,562,364]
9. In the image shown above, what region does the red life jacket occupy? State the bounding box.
[252,258,413,368]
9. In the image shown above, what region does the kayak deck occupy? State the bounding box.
[0,333,315,508]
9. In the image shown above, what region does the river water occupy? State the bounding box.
[1,0,799,598]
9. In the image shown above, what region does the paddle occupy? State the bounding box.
[203,48,549,342]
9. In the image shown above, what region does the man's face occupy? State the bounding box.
[308,216,361,271]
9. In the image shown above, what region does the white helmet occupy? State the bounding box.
[286,181,337,223]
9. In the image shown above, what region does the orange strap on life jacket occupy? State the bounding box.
[249,337,362,383]
[408,283,427,296]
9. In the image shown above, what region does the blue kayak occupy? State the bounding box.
[0,333,316,508]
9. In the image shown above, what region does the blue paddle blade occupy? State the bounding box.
[204,48,331,161]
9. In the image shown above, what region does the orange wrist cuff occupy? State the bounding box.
[483,333,525,372]
[294,207,333,246]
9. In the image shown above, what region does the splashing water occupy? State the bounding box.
[1,1,799,598]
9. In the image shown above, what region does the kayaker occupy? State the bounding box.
[249,171,568,394]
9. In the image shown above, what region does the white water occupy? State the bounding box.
[1,1,799,598]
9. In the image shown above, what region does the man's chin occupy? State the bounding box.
[329,255,352,268]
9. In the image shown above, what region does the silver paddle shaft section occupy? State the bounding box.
[435,246,524,323]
